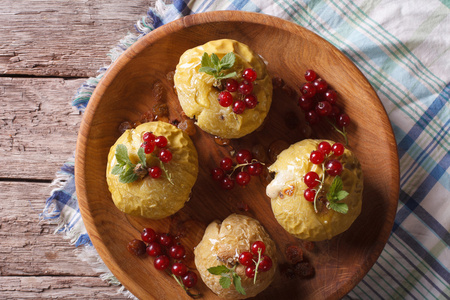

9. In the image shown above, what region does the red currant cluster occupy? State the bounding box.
[218,68,258,114]
[298,70,350,143]
[211,149,263,190]
[303,141,345,202]
[127,228,199,295]
[238,241,273,280]
[140,131,172,178]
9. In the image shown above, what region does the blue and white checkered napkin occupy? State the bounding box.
[42,0,450,298]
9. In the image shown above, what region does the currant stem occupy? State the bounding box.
[159,160,174,185]
[171,274,201,299]
[253,248,263,284]
[229,159,264,177]
[325,118,348,146]
[313,163,327,213]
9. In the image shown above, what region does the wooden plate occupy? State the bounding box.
[75,11,399,300]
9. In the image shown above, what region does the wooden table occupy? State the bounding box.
[1,1,156,298]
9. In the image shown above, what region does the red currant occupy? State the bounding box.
[245,265,256,278]
[313,78,328,93]
[141,228,156,243]
[225,78,238,92]
[182,271,198,288]
[236,171,251,186]
[236,149,252,164]
[220,157,233,171]
[172,262,188,277]
[337,113,350,128]
[233,100,246,114]
[218,91,233,107]
[331,142,345,156]
[305,110,320,125]
[248,162,263,176]
[304,171,320,188]
[159,233,173,247]
[242,68,257,82]
[239,251,254,267]
[143,141,155,154]
[220,177,234,190]
[244,94,258,109]
[326,160,343,176]
[238,80,253,95]
[298,95,314,111]
[211,167,225,181]
[149,166,162,178]
[143,132,156,142]
[318,141,332,155]
[127,239,146,256]
[251,241,266,255]
[155,136,168,148]
[300,82,316,98]
[146,242,162,257]
[304,188,316,202]
[329,105,341,118]
[315,101,332,116]
[159,149,172,163]
[324,89,337,104]
[258,255,273,272]
[304,69,317,82]
[154,255,170,270]
[169,244,186,259]
[310,150,325,164]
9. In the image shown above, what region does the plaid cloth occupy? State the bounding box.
[42,0,450,299]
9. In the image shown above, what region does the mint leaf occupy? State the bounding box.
[219,276,231,289]
[201,52,213,68]
[115,144,130,165]
[328,175,343,198]
[119,164,138,183]
[199,52,236,81]
[233,274,246,296]
[207,265,229,275]
[210,53,220,66]
[111,164,124,175]
[220,52,235,69]
[329,202,348,214]
[198,66,216,74]
[218,71,237,80]
[137,147,147,168]
[336,190,349,201]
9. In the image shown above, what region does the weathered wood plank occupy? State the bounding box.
[0,276,126,299]
[0,181,100,276]
[0,0,156,77]
[0,181,128,298]
[0,77,83,180]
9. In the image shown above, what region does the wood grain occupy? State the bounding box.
[1,0,157,298]
[0,181,125,298]
[76,11,399,300]
[0,0,155,77]
[0,78,82,180]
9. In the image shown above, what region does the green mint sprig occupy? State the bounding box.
[326,176,349,214]
[111,145,147,183]
[198,52,237,81]
[207,265,246,296]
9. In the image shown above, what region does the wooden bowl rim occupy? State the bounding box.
[75,10,399,299]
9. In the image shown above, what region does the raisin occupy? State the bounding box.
[272,76,284,89]
[127,239,146,256]
[294,262,315,278]
[118,121,132,133]
[285,245,303,264]
[303,241,315,252]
